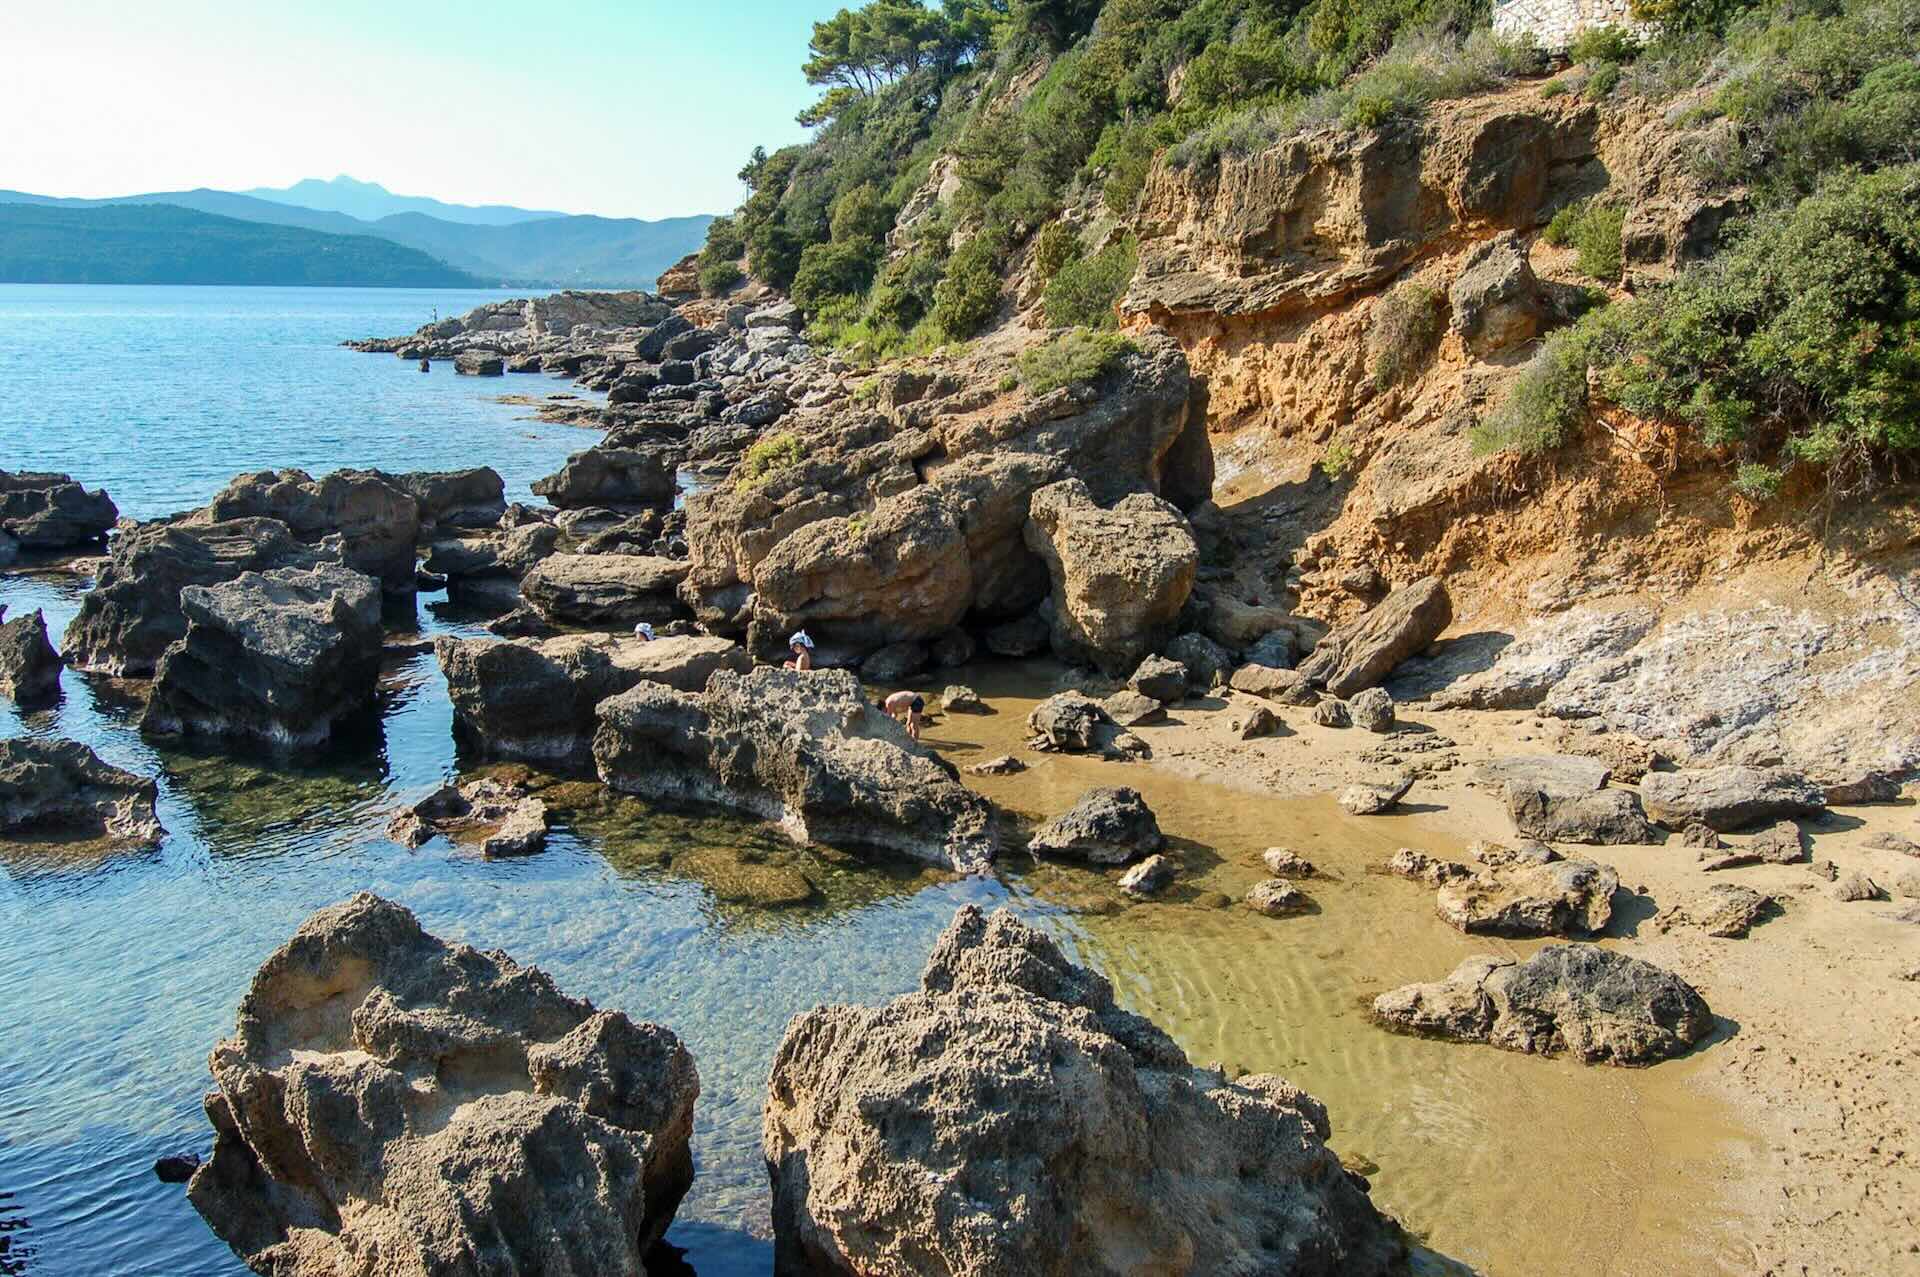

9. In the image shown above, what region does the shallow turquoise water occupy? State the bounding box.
[0,286,1058,1276]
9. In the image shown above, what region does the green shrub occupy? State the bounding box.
[1732,462,1784,499]
[1043,235,1138,328]
[1470,322,1608,455]
[698,260,743,296]
[1545,200,1625,280]
[1017,327,1137,393]
[1568,24,1643,64]
[1541,77,1571,97]
[932,227,1007,337]
[1321,439,1357,478]
[1032,221,1082,284]
[1582,60,1623,99]
[736,433,806,493]
[1368,282,1447,388]
[791,240,880,316]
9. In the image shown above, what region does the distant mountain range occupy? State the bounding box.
[0,203,481,287]
[0,178,713,288]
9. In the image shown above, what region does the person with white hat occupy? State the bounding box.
[784,630,815,671]
[633,621,654,641]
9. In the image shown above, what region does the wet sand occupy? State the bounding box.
[914,661,1919,1276]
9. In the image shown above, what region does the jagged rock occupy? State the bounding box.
[1833,872,1887,903]
[390,467,506,530]
[0,607,62,706]
[1025,691,1111,753]
[1386,847,1472,885]
[1422,609,1658,711]
[1229,663,1319,704]
[531,447,677,511]
[453,351,504,375]
[1244,629,1299,670]
[984,613,1051,657]
[1866,831,1920,858]
[143,563,384,750]
[1681,822,1723,850]
[520,553,690,626]
[153,1154,201,1184]
[438,633,750,764]
[859,641,927,683]
[1027,786,1163,864]
[1247,878,1311,916]
[763,906,1405,1276]
[1510,787,1658,845]
[1262,847,1317,877]
[387,778,550,858]
[0,470,117,547]
[204,468,420,590]
[1373,945,1713,1066]
[1339,774,1414,815]
[1119,853,1177,896]
[1297,577,1452,698]
[1449,231,1546,355]
[1821,771,1903,805]
[1129,653,1190,703]
[62,517,336,675]
[594,667,996,873]
[1103,689,1168,727]
[1809,858,1840,882]
[186,893,698,1277]
[1164,631,1232,689]
[1314,699,1352,728]
[940,684,984,713]
[1237,704,1282,739]
[1750,820,1808,864]
[1024,479,1198,675]
[0,737,164,849]
[425,521,560,583]
[968,754,1026,776]
[1640,766,1827,832]
[1432,842,1619,936]
[1350,686,1395,733]
[1657,884,1775,938]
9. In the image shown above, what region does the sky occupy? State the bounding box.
[5,0,849,220]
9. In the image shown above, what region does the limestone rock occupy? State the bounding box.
[1339,773,1414,815]
[1247,878,1312,916]
[763,905,1405,1277]
[1237,704,1282,739]
[1244,629,1300,670]
[1024,479,1198,675]
[439,633,751,764]
[1433,842,1619,936]
[1867,831,1920,858]
[1296,577,1452,698]
[390,467,505,530]
[1657,884,1775,938]
[859,641,927,683]
[532,447,677,512]
[1833,872,1887,903]
[187,894,698,1277]
[1449,231,1546,355]
[1262,847,1317,877]
[1025,691,1111,753]
[453,350,504,374]
[1820,771,1902,805]
[1028,786,1163,864]
[0,607,62,706]
[521,553,690,626]
[1680,822,1723,850]
[1373,944,1713,1066]
[1119,853,1177,896]
[143,563,384,750]
[1230,663,1320,705]
[1129,653,1190,703]
[1386,847,1471,885]
[204,468,420,590]
[1314,699,1352,728]
[0,469,117,547]
[388,778,550,858]
[1164,631,1232,689]
[0,737,164,849]
[968,754,1026,776]
[1509,787,1658,845]
[594,667,996,874]
[1640,766,1827,832]
[940,684,984,713]
[1102,689,1169,727]
[1350,686,1395,733]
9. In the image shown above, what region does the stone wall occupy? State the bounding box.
[1493,0,1652,51]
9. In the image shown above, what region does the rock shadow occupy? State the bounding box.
[1384,630,1516,701]
[1597,886,1661,939]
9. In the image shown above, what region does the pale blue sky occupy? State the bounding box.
[7,0,850,219]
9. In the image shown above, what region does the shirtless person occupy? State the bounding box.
[882,689,926,741]
[784,630,815,670]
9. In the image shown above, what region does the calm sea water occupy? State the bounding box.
[0,286,1036,1277]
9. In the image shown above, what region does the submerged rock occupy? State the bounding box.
[1373,944,1713,1066]
[187,893,698,1277]
[0,469,117,547]
[1027,786,1163,864]
[0,607,63,706]
[0,737,165,849]
[1296,576,1451,698]
[387,778,550,858]
[1247,878,1312,916]
[142,563,384,750]
[593,667,996,873]
[438,633,751,764]
[1640,765,1827,831]
[764,905,1406,1276]
[1119,852,1177,896]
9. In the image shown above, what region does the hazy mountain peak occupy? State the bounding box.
[243,177,572,227]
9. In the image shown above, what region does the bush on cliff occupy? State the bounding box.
[1369,282,1447,388]
[1043,235,1137,328]
[1017,327,1137,392]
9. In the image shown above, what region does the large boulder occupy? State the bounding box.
[0,737,164,849]
[187,893,699,1277]
[1639,766,1827,832]
[681,330,1209,651]
[521,553,690,626]
[142,563,384,749]
[593,667,997,874]
[424,521,561,586]
[62,517,337,675]
[1429,842,1620,936]
[1477,755,1658,845]
[1449,231,1546,355]
[1023,479,1198,675]
[0,469,117,547]
[1296,577,1452,698]
[204,468,420,591]
[0,607,62,707]
[437,633,750,763]
[764,905,1406,1277]
[1372,945,1713,1066]
[532,447,677,511]
[388,467,506,530]
[1027,786,1164,864]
